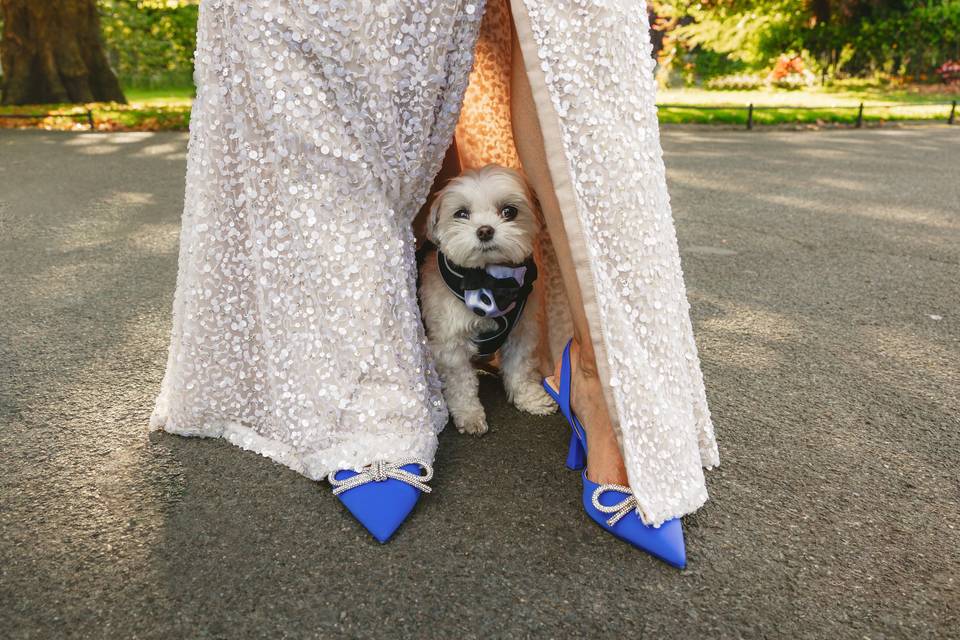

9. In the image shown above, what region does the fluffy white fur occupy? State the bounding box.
[420,165,556,435]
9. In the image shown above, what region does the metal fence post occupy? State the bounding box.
[856,102,864,128]
[950,101,957,125]
[747,103,754,130]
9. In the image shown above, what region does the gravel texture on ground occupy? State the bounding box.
[1,127,957,639]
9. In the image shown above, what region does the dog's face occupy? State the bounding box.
[427,165,540,268]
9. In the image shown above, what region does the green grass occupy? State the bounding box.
[657,86,958,126]
[0,86,193,131]
[123,86,195,103]
[1,83,956,131]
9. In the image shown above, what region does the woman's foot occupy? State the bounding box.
[543,338,687,568]
[546,340,629,486]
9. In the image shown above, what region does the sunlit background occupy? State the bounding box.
[1,0,958,129]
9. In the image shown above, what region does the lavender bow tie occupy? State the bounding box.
[463,264,530,318]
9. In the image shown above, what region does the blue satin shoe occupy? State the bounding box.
[543,339,687,569]
[328,460,433,544]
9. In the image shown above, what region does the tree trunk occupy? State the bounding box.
[807,0,832,24]
[0,0,126,105]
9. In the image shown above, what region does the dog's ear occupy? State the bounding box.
[425,191,443,243]
[514,169,544,229]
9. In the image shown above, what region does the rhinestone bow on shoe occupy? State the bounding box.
[328,459,434,495]
[591,484,643,526]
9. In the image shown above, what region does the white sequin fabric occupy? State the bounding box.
[513,0,720,524]
[151,0,484,476]
[153,0,718,526]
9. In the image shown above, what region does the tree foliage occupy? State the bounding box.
[98,0,198,87]
[4,0,954,97]
[655,0,960,83]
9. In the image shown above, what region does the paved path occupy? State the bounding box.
[1,127,958,639]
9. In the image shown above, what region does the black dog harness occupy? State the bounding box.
[437,250,537,357]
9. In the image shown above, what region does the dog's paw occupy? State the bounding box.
[454,412,489,436]
[511,383,558,416]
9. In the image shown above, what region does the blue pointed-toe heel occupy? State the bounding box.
[543,339,687,569]
[564,426,587,470]
[328,460,433,544]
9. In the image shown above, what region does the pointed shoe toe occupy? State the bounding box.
[582,473,687,569]
[330,462,431,544]
[612,512,687,569]
[545,339,689,569]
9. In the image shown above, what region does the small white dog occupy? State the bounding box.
[419,164,557,435]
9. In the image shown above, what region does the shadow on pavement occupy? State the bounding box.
[1,128,957,638]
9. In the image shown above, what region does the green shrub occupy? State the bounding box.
[653,0,960,84]
[689,48,749,80]
[846,3,960,79]
[99,0,199,89]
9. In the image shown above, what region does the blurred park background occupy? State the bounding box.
[0,0,958,129]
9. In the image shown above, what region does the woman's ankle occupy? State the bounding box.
[548,338,630,486]
[586,450,630,486]
[584,416,629,485]
[572,342,599,381]
[566,350,629,486]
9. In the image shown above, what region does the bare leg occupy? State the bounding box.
[509,22,628,486]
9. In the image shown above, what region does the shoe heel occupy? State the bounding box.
[565,430,586,470]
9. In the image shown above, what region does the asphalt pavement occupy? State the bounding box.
[1,126,958,639]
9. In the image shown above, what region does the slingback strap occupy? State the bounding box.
[557,339,574,423]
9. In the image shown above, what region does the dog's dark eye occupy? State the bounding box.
[453,208,470,219]
[500,205,518,220]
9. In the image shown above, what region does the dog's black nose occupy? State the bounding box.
[476,225,495,241]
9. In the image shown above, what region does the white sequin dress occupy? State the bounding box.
[152,0,719,526]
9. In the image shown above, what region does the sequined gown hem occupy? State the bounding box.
[151,1,483,477]
[149,413,438,482]
[153,0,719,525]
